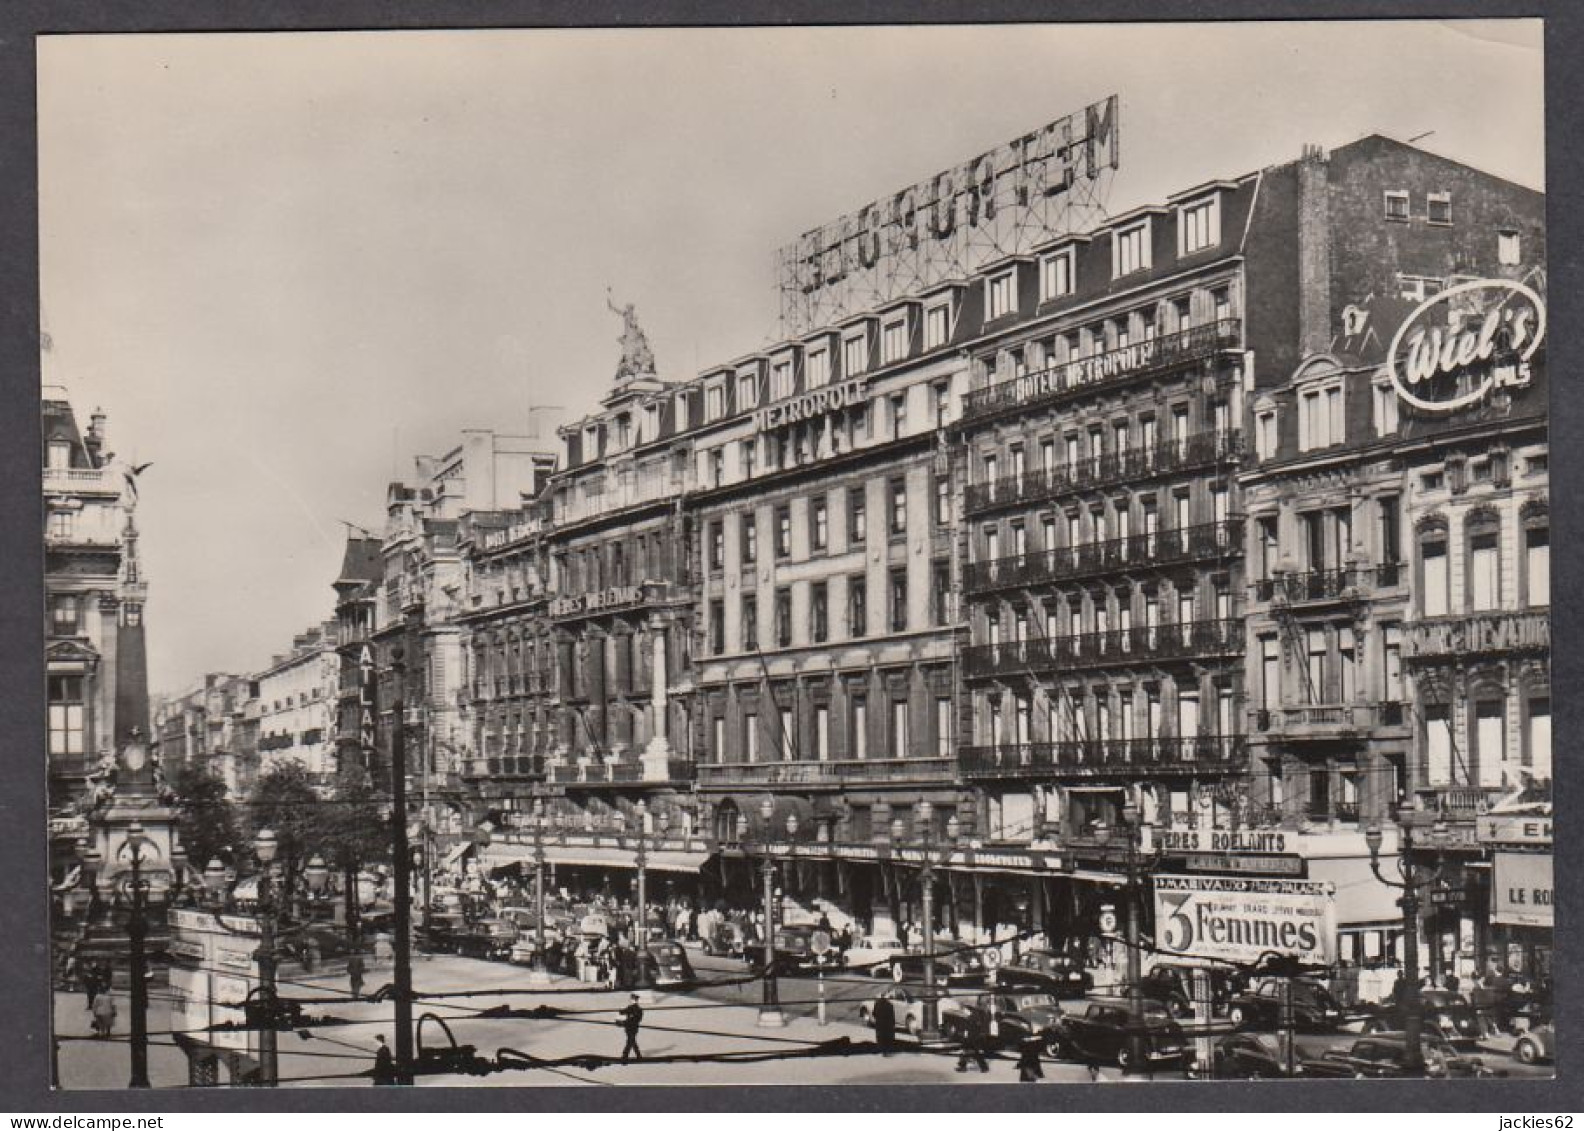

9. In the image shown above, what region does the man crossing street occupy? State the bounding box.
[618,993,645,1063]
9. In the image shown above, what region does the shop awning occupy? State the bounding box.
[1307,855,1400,926]
[480,841,711,875]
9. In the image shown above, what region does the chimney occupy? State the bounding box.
[85,408,106,462]
[1297,143,1332,357]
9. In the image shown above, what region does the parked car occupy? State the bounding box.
[1226,977,1346,1032]
[938,991,1065,1048]
[857,985,956,1036]
[749,925,839,974]
[1208,1033,1355,1079]
[993,949,1092,998]
[842,936,910,975]
[887,949,987,988]
[643,939,697,988]
[1513,1022,1555,1066]
[700,919,749,960]
[420,911,470,954]
[1365,990,1482,1044]
[1047,999,1189,1071]
[1322,1032,1504,1078]
[452,917,518,961]
[1130,965,1242,1018]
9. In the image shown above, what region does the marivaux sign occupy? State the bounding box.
[1388,278,1545,413]
[754,377,868,433]
[1153,876,1336,965]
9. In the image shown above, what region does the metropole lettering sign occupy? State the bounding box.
[1153,876,1336,966]
[778,95,1119,334]
[1387,279,1545,413]
[753,376,868,433]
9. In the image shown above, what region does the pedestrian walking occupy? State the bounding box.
[618,994,644,1063]
[1015,1036,1045,1082]
[954,1011,992,1073]
[871,993,898,1056]
[371,1034,397,1085]
[347,952,366,1000]
[81,961,101,1010]
[90,987,117,1039]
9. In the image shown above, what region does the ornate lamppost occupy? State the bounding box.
[527,799,551,987]
[1093,799,1158,1074]
[755,797,796,1028]
[628,799,672,1000]
[1365,810,1450,1075]
[889,801,961,1038]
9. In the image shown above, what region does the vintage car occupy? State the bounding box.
[887,949,988,988]
[937,991,1066,1048]
[1047,999,1190,1071]
[842,936,910,975]
[992,949,1092,998]
[1365,990,1482,1044]
[452,917,519,961]
[1322,1032,1504,1078]
[1226,977,1346,1032]
[644,939,697,988]
[857,985,959,1036]
[1513,1022,1555,1065]
[748,924,839,974]
[1207,1033,1356,1079]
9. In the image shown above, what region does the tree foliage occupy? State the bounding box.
[169,760,239,870]
[326,762,390,873]
[245,760,322,876]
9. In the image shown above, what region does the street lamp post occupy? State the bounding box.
[1365,812,1449,1075]
[892,803,961,1039]
[1095,799,1154,1074]
[629,800,665,1000]
[253,828,281,1088]
[756,797,788,1028]
[528,799,550,987]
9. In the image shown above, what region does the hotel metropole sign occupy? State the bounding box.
[777,95,1119,335]
[753,376,869,433]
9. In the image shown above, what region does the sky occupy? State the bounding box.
[36,20,1545,696]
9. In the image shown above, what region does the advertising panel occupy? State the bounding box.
[1153,876,1336,966]
[1493,851,1553,928]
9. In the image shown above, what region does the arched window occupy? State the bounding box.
[1522,501,1549,607]
[1465,508,1502,612]
[1417,516,1450,617]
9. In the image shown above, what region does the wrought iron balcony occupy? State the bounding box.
[964,319,1243,423]
[1251,702,1405,740]
[1402,609,1550,662]
[609,759,697,784]
[963,618,1240,679]
[1251,563,1402,605]
[965,519,1243,594]
[965,429,1244,515]
[696,756,955,787]
[960,736,1245,780]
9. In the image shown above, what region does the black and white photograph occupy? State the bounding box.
[36,19,1553,1093]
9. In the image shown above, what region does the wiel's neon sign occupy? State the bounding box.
[1387,278,1545,413]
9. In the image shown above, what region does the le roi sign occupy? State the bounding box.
[1387,278,1546,414]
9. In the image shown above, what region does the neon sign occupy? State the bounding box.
[1387,279,1545,413]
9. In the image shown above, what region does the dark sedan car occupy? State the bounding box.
[1365,990,1483,1045]
[993,949,1093,998]
[1209,1033,1356,1079]
[938,991,1065,1047]
[643,939,697,988]
[888,950,988,988]
[1226,977,1346,1032]
[1048,999,1189,1071]
[1322,1032,1505,1078]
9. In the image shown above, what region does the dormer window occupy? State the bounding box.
[923,302,951,350]
[47,440,71,470]
[706,383,726,422]
[1177,195,1221,256]
[675,392,691,430]
[642,404,660,442]
[1498,229,1521,266]
[583,424,600,459]
[807,346,831,388]
[843,330,868,376]
[771,358,794,401]
[615,414,632,450]
[881,317,909,365]
[1112,220,1151,278]
[986,269,1017,319]
[1039,247,1075,301]
[1298,377,1345,452]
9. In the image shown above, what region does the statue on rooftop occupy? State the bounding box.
[606,288,657,381]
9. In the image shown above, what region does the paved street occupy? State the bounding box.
[54,949,1552,1089]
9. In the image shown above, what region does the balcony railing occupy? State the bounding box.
[963,618,1240,679]
[696,756,955,787]
[462,754,546,780]
[1402,609,1550,662]
[964,319,1243,422]
[1419,786,1507,819]
[965,429,1243,515]
[960,736,1245,780]
[965,519,1243,594]
[609,759,697,784]
[1252,702,1405,737]
[1252,563,1402,604]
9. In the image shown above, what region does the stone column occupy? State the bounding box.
[642,617,672,775]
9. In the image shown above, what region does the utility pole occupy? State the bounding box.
[127,848,150,1089]
[391,650,416,1085]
